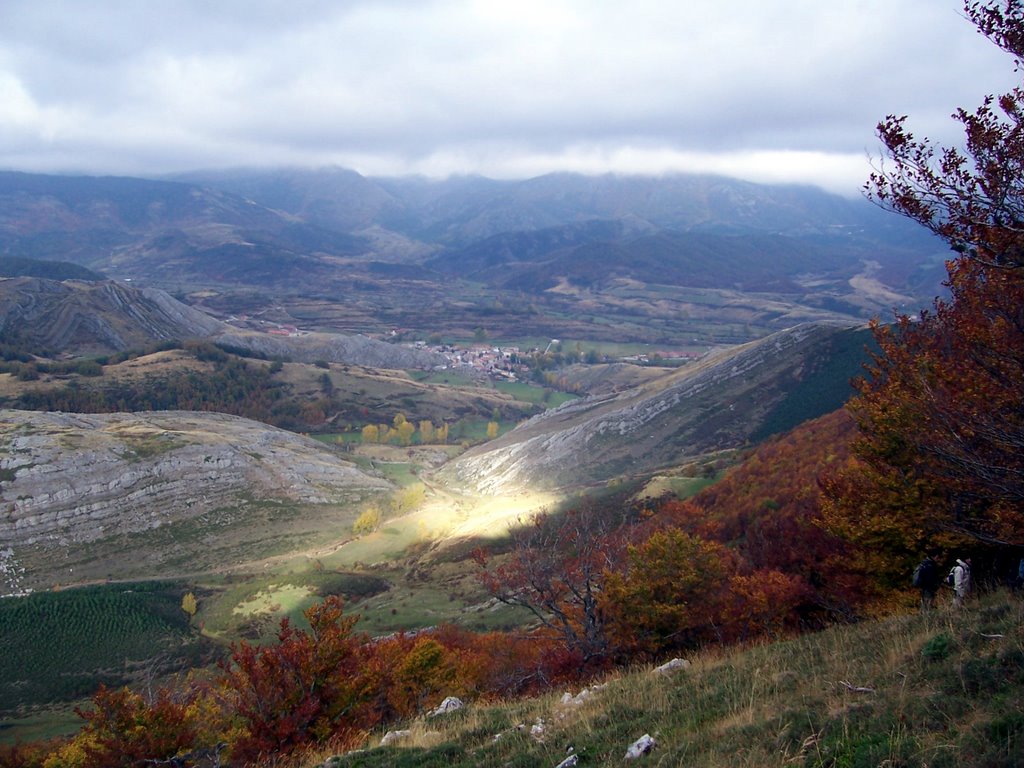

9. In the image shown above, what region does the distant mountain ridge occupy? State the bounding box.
[175,167,935,245]
[0,276,446,367]
[428,228,914,294]
[0,170,368,282]
[164,168,950,307]
[0,168,949,342]
[0,277,227,355]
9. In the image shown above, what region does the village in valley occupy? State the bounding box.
[223,311,704,383]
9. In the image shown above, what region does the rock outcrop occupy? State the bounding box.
[0,409,389,548]
[0,409,391,586]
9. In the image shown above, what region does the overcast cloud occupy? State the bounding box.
[0,0,1016,194]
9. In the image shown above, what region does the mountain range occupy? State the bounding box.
[0,168,948,345]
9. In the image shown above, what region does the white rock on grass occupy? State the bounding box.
[428,696,464,717]
[653,658,690,675]
[379,730,412,747]
[554,754,579,768]
[558,682,609,708]
[624,733,657,759]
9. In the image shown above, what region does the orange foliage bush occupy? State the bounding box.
[219,596,369,762]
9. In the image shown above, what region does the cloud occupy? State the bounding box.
[0,0,1016,193]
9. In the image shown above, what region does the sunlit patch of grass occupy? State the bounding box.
[638,473,718,500]
[194,570,389,639]
[231,584,314,618]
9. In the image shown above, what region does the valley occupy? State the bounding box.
[0,168,957,750]
[4,2,1024,764]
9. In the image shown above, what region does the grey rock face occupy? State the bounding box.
[0,409,390,549]
[0,277,227,354]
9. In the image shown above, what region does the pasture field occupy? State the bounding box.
[193,569,391,641]
[0,707,81,745]
[368,462,421,488]
[491,380,577,407]
[407,370,480,388]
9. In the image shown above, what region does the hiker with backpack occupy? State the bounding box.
[948,558,972,608]
[912,555,940,611]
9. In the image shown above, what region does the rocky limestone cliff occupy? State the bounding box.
[0,409,390,552]
[442,323,862,494]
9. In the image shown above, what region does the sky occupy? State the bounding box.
[0,0,1017,195]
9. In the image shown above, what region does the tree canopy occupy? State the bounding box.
[826,1,1024,548]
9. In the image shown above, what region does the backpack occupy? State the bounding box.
[913,559,935,588]
[912,562,925,587]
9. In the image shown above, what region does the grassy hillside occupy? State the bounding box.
[747,325,875,442]
[313,591,1024,768]
[443,323,872,494]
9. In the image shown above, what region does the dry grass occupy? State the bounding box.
[305,592,1024,768]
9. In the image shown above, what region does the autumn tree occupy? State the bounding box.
[181,591,198,619]
[601,522,809,655]
[396,420,415,446]
[419,419,435,443]
[219,596,367,762]
[602,529,735,654]
[360,635,460,722]
[353,504,382,534]
[474,503,634,665]
[827,0,1024,548]
[486,421,499,440]
[63,685,209,768]
[361,424,379,444]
